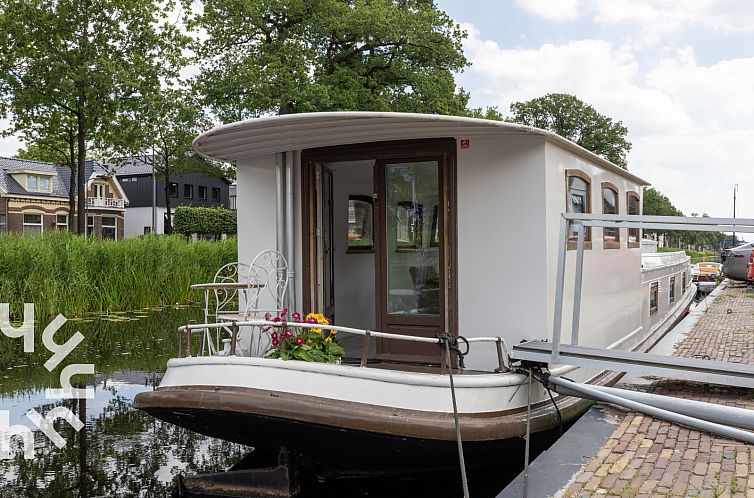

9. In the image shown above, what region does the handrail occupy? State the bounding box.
[178,319,510,372]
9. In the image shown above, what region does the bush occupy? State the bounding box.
[0,231,237,317]
[173,206,237,237]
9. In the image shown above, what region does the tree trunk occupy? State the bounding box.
[164,158,172,235]
[76,111,87,236]
[68,134,77,231]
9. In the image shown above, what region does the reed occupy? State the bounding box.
[0,232,237,318]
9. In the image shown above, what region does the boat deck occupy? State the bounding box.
[548,281,754,497]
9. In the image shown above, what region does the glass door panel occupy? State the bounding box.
[385,161,440,316]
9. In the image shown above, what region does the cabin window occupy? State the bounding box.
[627,192,641,248]
[27,174,51,192]
[669,276,676,303]
[212,187,221,202]
[682,272,686,290]
[56,214,68,230]
[23,213,43,236]
[602,182,620,249]
[169,182,178,198]
[566,170,591,249]
[347,195,374,253]
[184,184,194,199]
[101,216,117,240]
[0,214,6,234]
[650,282,659,315]
[198,185,208,200]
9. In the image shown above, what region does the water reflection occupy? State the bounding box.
[0,308,246,497]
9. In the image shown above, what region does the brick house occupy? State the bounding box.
[0,157,128,239]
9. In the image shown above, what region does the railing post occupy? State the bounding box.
[178,329,183,358]
[186,326,192,357]
[551,215,568,364]
[496,338,506,373]
[230,321,238,356]
[571,222,586,345]
[360,330,371,367]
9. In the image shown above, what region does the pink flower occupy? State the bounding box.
[271,338,279,346]
[295,337,304,345]
[292,312,301,322]
[284,330,292,338]
[271,332,278,340]
[280,308,288,318]
[264,312,272,321]
[273,316,283,323]
[307,317,318,324]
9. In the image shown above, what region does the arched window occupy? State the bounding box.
[601,182,620,249]
[566,170,591,249]
[626,192,641,248]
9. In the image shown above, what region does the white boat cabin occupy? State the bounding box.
[193,112,687,371]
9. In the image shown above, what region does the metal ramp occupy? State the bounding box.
[511,340,754,389]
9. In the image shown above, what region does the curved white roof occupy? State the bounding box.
[193,112,649,186]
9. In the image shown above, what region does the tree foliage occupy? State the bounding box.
[508,93,632,169]
[190,0,470,121]
[0,0,186,232]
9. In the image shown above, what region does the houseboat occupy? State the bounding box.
[135,113,694,476]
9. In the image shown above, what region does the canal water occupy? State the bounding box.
[0,308,554,497]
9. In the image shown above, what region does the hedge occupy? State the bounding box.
[173,206,237,236]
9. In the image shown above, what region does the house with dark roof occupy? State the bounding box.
[108,157,231,237]
[0,157,128,239]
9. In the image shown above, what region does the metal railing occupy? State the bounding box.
[86,197,125,209]
[551,213,754,364]
[177,319,511,373]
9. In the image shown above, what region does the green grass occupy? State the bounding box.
[657,247,718,260]
[0,231,237,318]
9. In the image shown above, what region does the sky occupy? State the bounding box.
[2,0,753,222]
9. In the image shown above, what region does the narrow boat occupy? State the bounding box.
[135,112,694,477]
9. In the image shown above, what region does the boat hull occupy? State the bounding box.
[134,384,589,476]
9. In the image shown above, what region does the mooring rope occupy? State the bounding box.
[442,335,470,498]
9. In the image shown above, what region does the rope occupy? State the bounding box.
[442,335,470,498]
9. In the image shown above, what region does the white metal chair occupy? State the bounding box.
[217,250,289,356]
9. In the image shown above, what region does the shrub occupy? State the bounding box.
[173,206,237,237]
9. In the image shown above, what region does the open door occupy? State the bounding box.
[375,154,452,364]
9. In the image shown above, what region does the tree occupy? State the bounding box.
[190,0,470,121]
[110,89,225,234]
[0,0,186,233]
[509,93,632,169]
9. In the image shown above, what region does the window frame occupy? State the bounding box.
[169,182,179,198]
[669,276,676,304]
[184,184,194,199]
[101,216,117,241]
[56,214,68,230]
[27,174,52,192]
[22,213,43,236]
[347,194,375,254]
[682,272,687,291]
[601,181,621,249]
[565,170,592,250]
[650,282,659,315]
[198,185,208,200]
[211,187,221,202]
[0,213,6,234]
[626,191,641,248]
[86,215,94,238]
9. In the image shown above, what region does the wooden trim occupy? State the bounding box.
[626,191,641,248]
[565,169,592,250]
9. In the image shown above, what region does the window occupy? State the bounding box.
[184,184,194,199]
[669,276,676,303]
[101,216,116,240]
[650,282,659,315]
[627,192,641,247]
[86,216,94,238]
[169,182,178,198]
[27,174,51,192]
[23,214,43,236]
[347,195,374,253]
[682,272,686,291]
[211,187,221,202]
[143,226,152,235]
[566,170,591,249]
[198,185,207,200]
[94,184,105,198]
[0,214,6,234]
[56,214,68,230]
[602,182,620,249]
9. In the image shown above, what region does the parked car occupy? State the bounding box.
[723,242,754,281]
[747,250,754,283]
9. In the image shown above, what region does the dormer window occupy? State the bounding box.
[27,174,51,192]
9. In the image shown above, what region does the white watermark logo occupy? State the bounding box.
[0,304,93,459]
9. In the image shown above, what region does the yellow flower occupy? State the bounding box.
[325,336,332,344]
